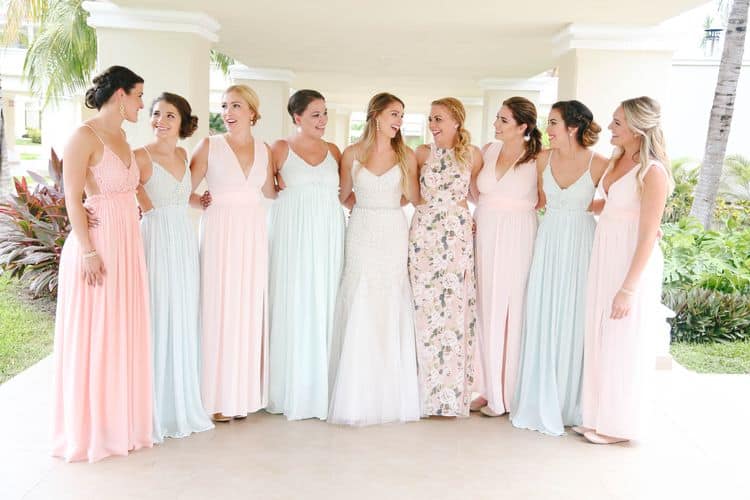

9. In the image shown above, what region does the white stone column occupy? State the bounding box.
[229,65,294,144]
[461,99,484,148]
[3,96,16,156]
[324,104,350,149]
[554,24,675,153]
[83,1,219,152]
[478,79,545,145]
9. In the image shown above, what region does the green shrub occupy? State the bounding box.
[661,217,750,294]
[25,128,42,144]
[209,112,226,135]
[664,288,750,343]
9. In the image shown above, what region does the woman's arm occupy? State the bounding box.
[413,145,431,206]
[188,137,210,210]
[62,127,104,285]
[535,150,551,210]
[261,144,278,199]
[339,145,356,204]
[468,145,483,205]
[133,148,154,213]
[610,163,669,319]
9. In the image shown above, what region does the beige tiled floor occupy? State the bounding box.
[1,357,747,500]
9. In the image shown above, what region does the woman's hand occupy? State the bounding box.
[610,289,633,319]
[343,193,356,210]
[82,252,105,286]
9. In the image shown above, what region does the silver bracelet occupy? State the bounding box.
[620,286,635,296]
[82,249,98,259]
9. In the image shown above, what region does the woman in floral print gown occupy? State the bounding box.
[408,97,483,417]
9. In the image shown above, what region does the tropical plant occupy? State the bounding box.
[209,112,226,135]
[3,0,96,106]
[664,287,750,343]
[210,50,235,76]
[690,0,749,228]
[661,216,750,294]
[0,149,69,297]
[663,158,699,223]
[720,154,750,201]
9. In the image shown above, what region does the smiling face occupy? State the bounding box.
[376,101,404,139]
[119,83,144,123]
[609,105,639,150]
[150,100,181,140]
[546,107,576,149]
[221,90,255,131]
[295,98,328,138]
[494,105,526,142]
[428,104,458,145]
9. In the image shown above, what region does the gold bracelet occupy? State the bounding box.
[620,287,635,296]
[82,249,98,259]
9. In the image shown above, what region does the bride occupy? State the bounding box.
[327,92,421,426]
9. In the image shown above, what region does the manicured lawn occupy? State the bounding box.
[19,152,40,161]
[671,341,750,374]
[0,275,55,384]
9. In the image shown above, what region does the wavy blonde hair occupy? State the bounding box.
[357,92,410,195]
[610,96,674,195]
[431,97,472,168]
[224,84,261,125]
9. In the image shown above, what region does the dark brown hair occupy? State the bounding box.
[150,92,199,139]
[550,100,601,147]
[287,89,325,120]
[84,65,144,110]
[502,96,542,165]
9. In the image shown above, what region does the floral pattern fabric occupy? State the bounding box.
[408,145,477,417]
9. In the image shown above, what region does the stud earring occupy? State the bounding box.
[523,134,530,142]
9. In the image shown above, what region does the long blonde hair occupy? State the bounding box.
[611,96,674,195]
[431,97,472,168]
[357,92,410,194]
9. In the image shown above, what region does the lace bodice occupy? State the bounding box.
[542,167,595,213]
[89,147,140,195]
[142,154,191,209]
[352,161,403,209]
[419,144,471,206]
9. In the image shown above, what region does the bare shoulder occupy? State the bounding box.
[536,149,552,171]
[133,147,152,170]
[342,143,359,163]
[271,138,289,153]
[644,160,668,183]
[177,147,189,162]
[469,144,483,157]
[327,141,343,162]
[480,142,493,155]
[415,144,431,161]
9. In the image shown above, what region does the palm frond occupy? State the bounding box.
[210,49,235,76]
[2,0,48,45]
[22,0,97,107]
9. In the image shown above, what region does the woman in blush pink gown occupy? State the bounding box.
[51,66,152,463]
[190,84,277,422]
[470,97,541,417]
[577,96,673,445]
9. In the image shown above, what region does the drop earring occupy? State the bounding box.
[376,120,380,132]
[523,134,531,142]
[119,102,126,119]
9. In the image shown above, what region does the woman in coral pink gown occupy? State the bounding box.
[52,66,152,462]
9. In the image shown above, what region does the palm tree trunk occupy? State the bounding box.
[690,0,749,228]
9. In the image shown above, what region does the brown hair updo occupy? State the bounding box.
[150,92,199,139]
[550,100,601,148]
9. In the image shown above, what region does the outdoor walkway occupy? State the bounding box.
[1,357,747,500]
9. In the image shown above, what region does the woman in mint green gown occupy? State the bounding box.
[511,100,608,436]
[267,90,345,420]
[136,93,213,442]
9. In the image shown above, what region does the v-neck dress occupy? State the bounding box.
[141,151,213,441]
[473,141,538,415]
[200,134,269,416]
[52,129,152,462]
[511,152,596,436]
[581,161,668,441]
